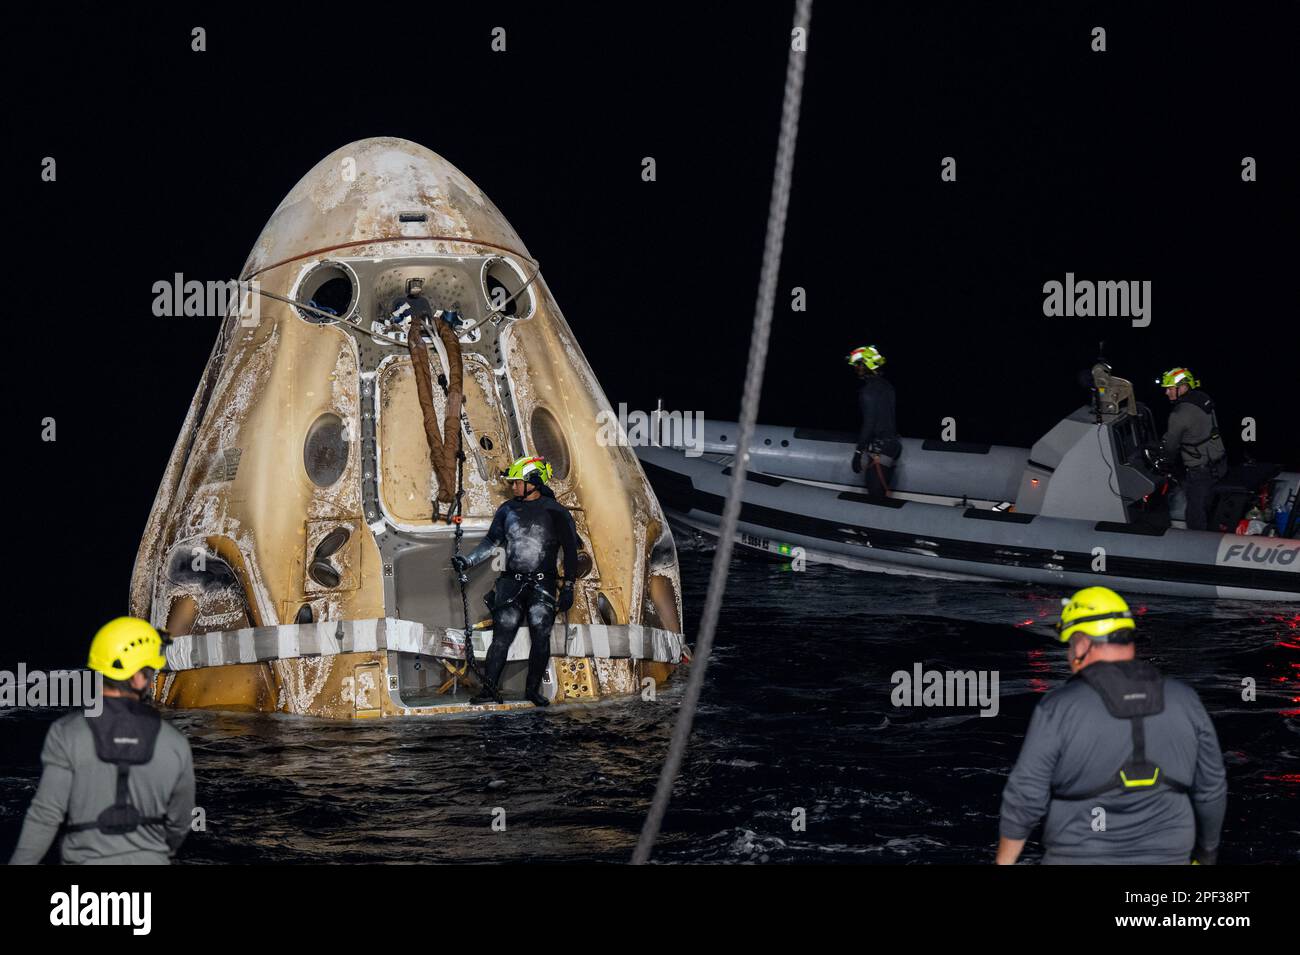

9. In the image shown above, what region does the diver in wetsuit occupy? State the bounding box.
[847,345,902,498]
[451,455,579,707]
[1156,367,1228,531]
[996,587,1227,865]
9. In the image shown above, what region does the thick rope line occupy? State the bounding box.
[633,0,813,864]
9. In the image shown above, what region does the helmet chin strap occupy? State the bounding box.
[134,669,157,704]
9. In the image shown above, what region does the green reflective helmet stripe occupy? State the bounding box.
[1157,367,1198,389]
[1120,767,1160,788]
[847,345,885,370]
[505,455,552,484]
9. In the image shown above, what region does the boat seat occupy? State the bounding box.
[1210,462,1281,530]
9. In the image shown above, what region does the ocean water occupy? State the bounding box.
[2,547,1297,864]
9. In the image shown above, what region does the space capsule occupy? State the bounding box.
[130,138,684,717]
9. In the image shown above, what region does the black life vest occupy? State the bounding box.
[1052,660,1191,800]
[65,697,168,836]
[1174,390,1224,463]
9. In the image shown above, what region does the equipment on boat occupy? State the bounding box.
[637,364,1299,600]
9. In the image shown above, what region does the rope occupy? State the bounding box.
[455,265,545,335]
[452,428,489,688]
[633,0,813,864]
[255,279,520,695]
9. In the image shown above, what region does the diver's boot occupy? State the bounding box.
[470,656,506,706]
[524,661,550,708]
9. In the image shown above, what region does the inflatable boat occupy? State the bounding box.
[637,367,1299,601]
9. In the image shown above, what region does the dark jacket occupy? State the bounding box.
[999,660,1227,864]
[463,484,579,583]
[855,374,899,454]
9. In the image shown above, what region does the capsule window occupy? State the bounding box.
[480,256,534,321]
[295,263,357,323]
[304,413,348,487]
[596,592,618,625]
[530,406,570,481]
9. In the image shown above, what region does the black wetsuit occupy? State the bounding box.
[999,660,1227,864]
[462,484,579,698]
[855,374,901,497]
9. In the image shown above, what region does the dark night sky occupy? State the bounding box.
[8,4,1297,665]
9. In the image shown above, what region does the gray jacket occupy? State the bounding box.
[9,706,195,865]
[999,663,1227,864]
[1161,391,1226,471]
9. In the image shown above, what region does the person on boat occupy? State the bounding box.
[1156,367,1228,531]
[848,345,902,497]
[996,587,1227,865]
[9,618,196,865]
[451,455,579,707]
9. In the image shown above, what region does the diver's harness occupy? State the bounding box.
[1052,661,1191,801]
[487,569,568,612]
[64,700,168,837]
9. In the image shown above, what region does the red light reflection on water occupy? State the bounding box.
[1026,646,1051,694]
[1275,616,1300,713]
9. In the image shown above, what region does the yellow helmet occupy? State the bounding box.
[88,617,168,680]
[1056,587,1136,643]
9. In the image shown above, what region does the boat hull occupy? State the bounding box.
[638,429,1300,601]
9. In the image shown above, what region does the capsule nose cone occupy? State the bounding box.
[241,137,531,278]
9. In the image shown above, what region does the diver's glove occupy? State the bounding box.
[851,450,863,474]
[1191,845,1218,866]
[450,555,468,575]
[557,582,574,612]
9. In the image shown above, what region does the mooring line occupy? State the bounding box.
[633,0,813,864]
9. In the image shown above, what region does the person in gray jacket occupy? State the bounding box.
[996,586,1227,865]
[9,618,195,865]
[1157,366,1228,531]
